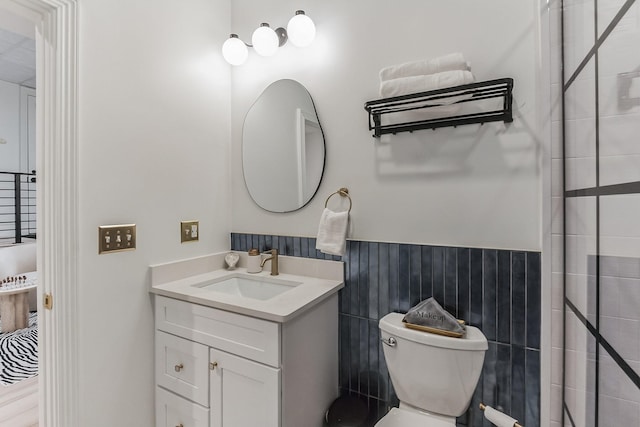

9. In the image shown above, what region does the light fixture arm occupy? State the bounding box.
[229,33,252,48]
[229,28,288,48]
[275,27,288,47]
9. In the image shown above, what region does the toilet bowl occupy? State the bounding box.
[375,312,488,426]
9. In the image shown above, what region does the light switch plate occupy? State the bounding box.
[181,220,199,243]
[98,224,136,254]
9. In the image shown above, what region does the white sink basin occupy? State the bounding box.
[193,274,302,301]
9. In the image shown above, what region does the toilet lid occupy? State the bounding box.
[375,408,454,427]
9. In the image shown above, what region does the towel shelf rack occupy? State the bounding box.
[364,78,514,138]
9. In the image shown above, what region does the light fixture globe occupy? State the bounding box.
[252,23,279,56]
[222,34,248,65]
[287,10,316,47]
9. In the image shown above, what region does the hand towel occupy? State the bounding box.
[379,70,475,99]
[316,208,348,256]
[379,53,469,82]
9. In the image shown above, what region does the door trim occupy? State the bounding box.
[0,0,79,425]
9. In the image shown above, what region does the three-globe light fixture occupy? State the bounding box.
[222,10,316,65]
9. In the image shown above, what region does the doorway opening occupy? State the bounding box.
[0,17,38,426]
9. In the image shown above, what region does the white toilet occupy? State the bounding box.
[375,312,488,427]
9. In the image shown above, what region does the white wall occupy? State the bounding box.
[0,82,35,173]
[20,86,35,173]
[230,0,543,251]
[0,7,33,38]
[0,79,20,171]
[77,0,231,425]
[64,1,546,424]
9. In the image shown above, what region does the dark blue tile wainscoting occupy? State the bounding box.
[231,233,541,427]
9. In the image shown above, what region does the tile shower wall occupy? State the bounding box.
[559,0,640,426]
[231,233,541,427]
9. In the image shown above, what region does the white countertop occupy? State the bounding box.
[149,252,344,323]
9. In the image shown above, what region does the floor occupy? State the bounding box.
[0,377,38,427]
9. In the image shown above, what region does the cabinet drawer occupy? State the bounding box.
[156,331,209,406]
[156,387,208,427]
[155,296,280,367]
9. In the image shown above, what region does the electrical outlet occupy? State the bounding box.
[98,224,136,254]
[181,220,199,243]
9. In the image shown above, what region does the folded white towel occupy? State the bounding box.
[316,208,349,256]
[379,53,470,82]
[379,70,475,99]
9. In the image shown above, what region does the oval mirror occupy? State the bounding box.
[242,79,325,212]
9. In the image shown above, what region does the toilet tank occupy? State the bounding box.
[379,312,488,417]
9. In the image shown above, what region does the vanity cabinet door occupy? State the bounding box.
[156,387,209,427]
[209,348,280,427]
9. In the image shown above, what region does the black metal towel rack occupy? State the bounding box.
[364,78,514,138]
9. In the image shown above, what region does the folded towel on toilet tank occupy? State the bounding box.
[402,297,466,337]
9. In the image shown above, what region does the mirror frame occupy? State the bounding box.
[242,79,326,213]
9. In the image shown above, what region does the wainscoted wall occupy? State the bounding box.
[231,233,541,427]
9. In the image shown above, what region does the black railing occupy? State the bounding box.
[0,171,36,245]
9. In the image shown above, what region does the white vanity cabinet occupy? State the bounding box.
[154,293,338,427]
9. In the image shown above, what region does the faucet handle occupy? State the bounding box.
[262,248,278,255]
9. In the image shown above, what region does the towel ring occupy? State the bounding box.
[324,188,352,214]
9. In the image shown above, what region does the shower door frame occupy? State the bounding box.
[561,0,640,425]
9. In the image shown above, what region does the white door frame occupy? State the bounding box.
[0,0,78,425]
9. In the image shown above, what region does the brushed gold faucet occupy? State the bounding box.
[260,249,279,276]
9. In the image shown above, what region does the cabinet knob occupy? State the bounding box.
[210,361,218,370]
[174,363,184,372]
[176,424,184,427]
